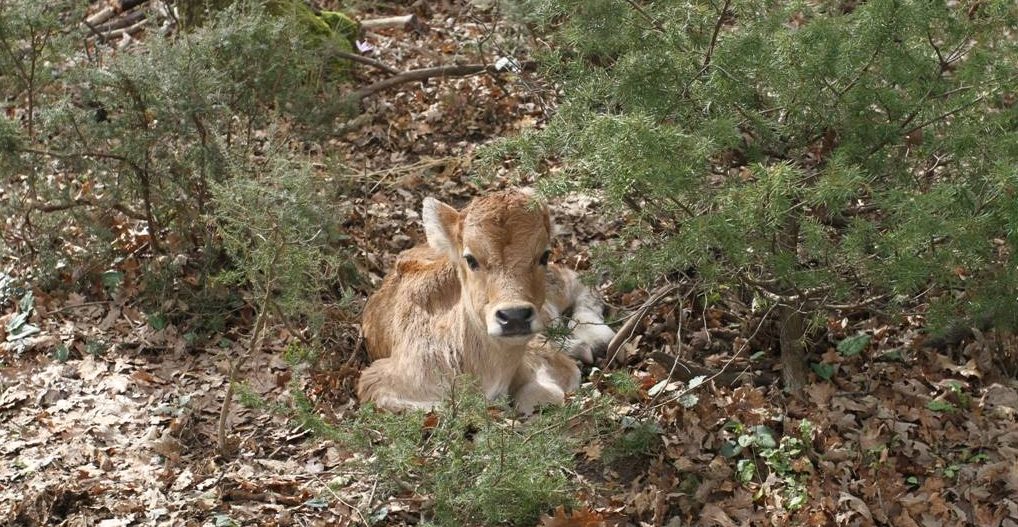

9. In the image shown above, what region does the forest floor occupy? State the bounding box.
[3,1,1018,526]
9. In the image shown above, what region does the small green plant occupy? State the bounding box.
[349,381,581,526]
[84,339,107,357]
[604,371,641,399]
[52,343,70,362]
[603,416,662,463]
[837,334,871,357]
[946,381,972,409]
[2,0,354,308]
[240,373,594,526]
[810,361,836,381]
[927,399,958,413]
[721,420,815,512]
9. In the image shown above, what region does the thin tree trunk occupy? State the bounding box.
[778,304,809,392]
[776,200,809,392]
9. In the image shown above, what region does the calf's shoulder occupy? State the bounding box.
[362,244,461,361]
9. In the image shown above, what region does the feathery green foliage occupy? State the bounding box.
[1,1,352,321]
[211,156,353,335]
[492,0,1018,340]
[351,387,578,525]
[248,369,593,526]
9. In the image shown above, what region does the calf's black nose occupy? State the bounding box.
[495,306,535,335]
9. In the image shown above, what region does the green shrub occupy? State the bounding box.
[351,383,580,525]
[492,0,1018,389]
[241,372,589,526]
[211,155,354,338]
[1,1,351,302]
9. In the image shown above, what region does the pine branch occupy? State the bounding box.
[701,0,731,73]
[901,95,987,137]
[623,0,666,34]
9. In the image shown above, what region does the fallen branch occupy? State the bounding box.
[85,0,150,27]
[329,48,399,75]
[102,19,149,41]
[360,14,419,32]
[347,61,537,102]
[95,8,145,33]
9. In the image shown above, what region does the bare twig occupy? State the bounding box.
[701,0,732,73]
[649,302,777,410]
[31,197,146,220]
[347,61,537,102]
[603,283,681,367]
[218,250,280,457]
[823,293,889,311]
[315,475,371,525]
[901,95,986,138]
[647,295,686,407]
[329,49,399,75]
[46,300,113,315]
[623,0,666,34]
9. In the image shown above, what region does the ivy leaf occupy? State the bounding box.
[927,400,957,413]
[688,375,707,389]
[5,311,39,342]
[53,343,70,362]
[752,426,777,449]
[736,459,756,483]
[148,313,168,331]
[837,334,870,357]
[17,290,34,314]
[101,270,124,289]
[812,362,836,380]
[786,491,807,510]
[720,441,742,458]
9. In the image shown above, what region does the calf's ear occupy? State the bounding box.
[422,197,461,255]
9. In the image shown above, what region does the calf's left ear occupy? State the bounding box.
[422,197,461,255]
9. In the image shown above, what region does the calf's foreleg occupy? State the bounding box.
[543,265,616,363]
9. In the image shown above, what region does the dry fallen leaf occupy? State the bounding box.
[538,506,606,527]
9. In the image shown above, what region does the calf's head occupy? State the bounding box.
[423,190,551,340]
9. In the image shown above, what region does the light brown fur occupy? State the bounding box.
[358,190,615,413]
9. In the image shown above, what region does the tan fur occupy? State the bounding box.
[359,190,615,413]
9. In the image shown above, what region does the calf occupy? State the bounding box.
[358,189,615,413]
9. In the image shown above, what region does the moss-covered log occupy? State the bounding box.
[178,0,358,53]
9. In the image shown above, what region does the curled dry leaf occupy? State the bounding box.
[538,506,607,527]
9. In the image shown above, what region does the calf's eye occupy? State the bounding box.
[464,254,480,270]
[538,250,551,266]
